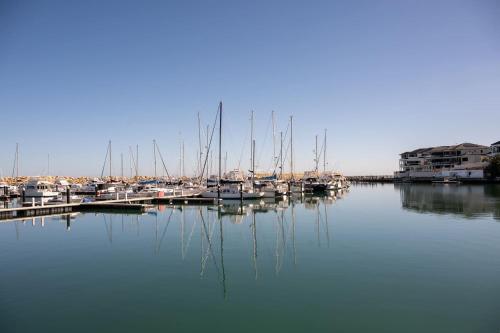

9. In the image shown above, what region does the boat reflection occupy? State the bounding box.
[0,190,349,299]
[397,184,500,220]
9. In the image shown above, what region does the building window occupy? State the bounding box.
[462,157,468,162]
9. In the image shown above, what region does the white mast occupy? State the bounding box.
[153,139,157,179]
[323,128,327,172]
[272,110,276,170]
[252,140,256,189]
[290,116,294,179]
[280,131,283,179]
[250,110,254,174]
[224,151,227,175]
[198,112,202,177]
[11,143,19,179]
[136,144,139,179]
[109,140,112,179]
[315,135,318,173]
[218,101,222,200]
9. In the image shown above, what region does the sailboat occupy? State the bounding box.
[200,102,265,200]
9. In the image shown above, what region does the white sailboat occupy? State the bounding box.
[200,102,265,200]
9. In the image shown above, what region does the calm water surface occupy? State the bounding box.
[1,184,500,332]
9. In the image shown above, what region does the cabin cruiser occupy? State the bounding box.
[318,171,350,191]
[23,179,59,197]
[75,178,104,194]
[318,171,340,191]
[253,178,287,198]
[302,171,329,193]
[138,185,175,197]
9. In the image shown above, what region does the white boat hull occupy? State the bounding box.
[201,190,264,200]
[24,191,59,197]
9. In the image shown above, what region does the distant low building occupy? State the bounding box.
[395,142,490,180]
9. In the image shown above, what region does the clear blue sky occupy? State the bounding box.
[1,0,499,177]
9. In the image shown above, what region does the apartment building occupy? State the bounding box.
[489,141,500,157]
[397,143,489,177]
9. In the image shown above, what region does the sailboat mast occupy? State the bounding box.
[252,140,256,190]
[315,135,318,173]
[16,143,19,179]
[179,136,182,178]
[280,131,283,179]
[120,153,124,179]
[109,140,112,179]
[136,144,139,179]
[250,110,254,174]
[218,102,222,199]
[290,116,294,179]
[272,110,276,169]
[323,129,327,172]
[224,151,227,175]
[47,153,50,176]
[153,139,157,179]
[198,112,202,177]
[129,147,133,178]
[206,125,209,182]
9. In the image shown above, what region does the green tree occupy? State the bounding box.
[485,155,500,179]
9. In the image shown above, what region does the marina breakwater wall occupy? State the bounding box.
[347,176,395,183]
[348,174,500,183]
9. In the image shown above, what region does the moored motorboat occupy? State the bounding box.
[201,185,264,199]
[47,195,83,204]
[23,179,59,197]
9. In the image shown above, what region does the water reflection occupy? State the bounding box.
[0,189,348,299]
[397,184,500,219]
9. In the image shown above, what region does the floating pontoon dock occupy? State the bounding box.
[0,192,218,220]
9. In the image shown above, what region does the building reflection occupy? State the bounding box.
[397,184,500,220]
